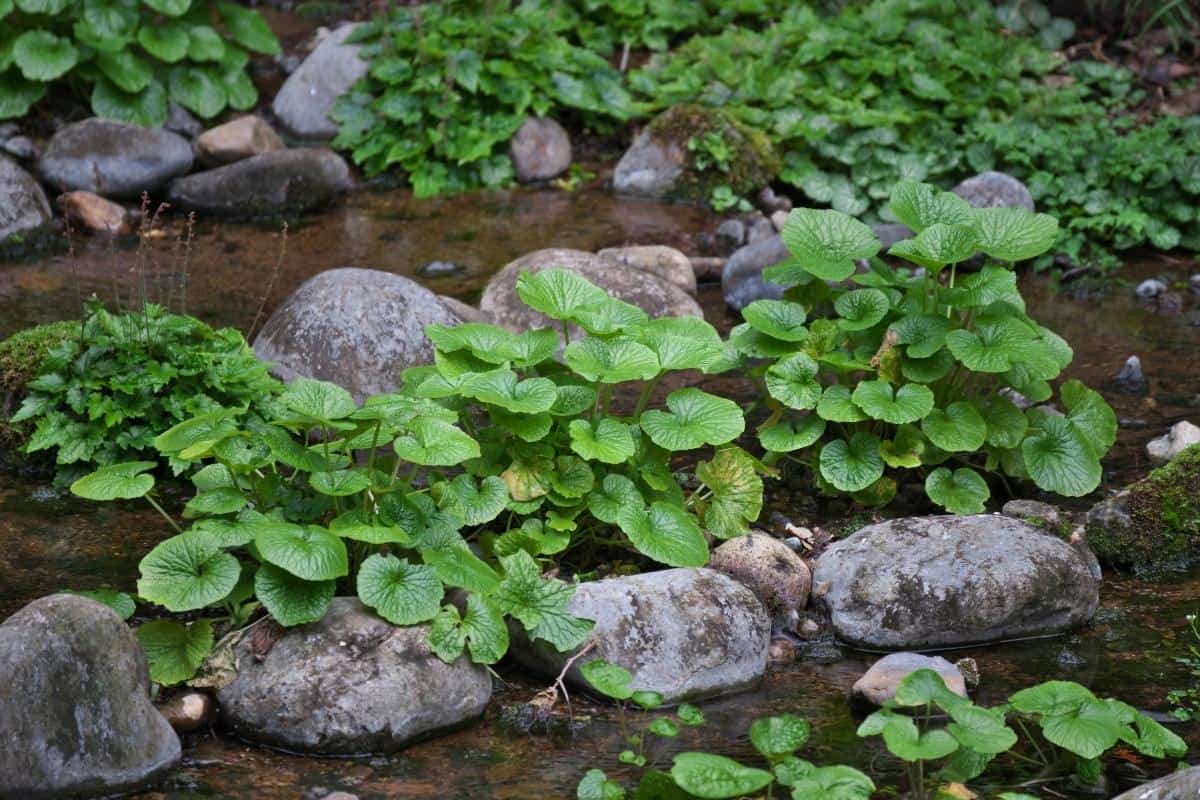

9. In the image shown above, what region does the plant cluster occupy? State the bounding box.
[1169,612,1200,721]
[9,301,279,484]
[0,0,280,125]
[68,270,767,683]
[738,182,1117,512]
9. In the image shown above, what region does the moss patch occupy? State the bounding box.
[0,320,77,449]
[1088,444,1200,574]
[647,104,781,203]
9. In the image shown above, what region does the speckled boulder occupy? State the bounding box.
[479,248,703,334]
[0,594,181,799]
[812,515,1099,649]
[217,599,491,754]
[510,568,770,704]
[253,267,464,402]
[597,244,697,295]
[851,652,968,707]
[38,118,193,197]
[0,154,51,242]
[709,532,810,632]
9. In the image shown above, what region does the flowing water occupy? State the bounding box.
[1,185,1198,798]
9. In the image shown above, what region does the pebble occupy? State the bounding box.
[770,209,788,231]
[1113,355,1148,395]
[1136,278,1168,299]
[2,136,38,160]
[1146,420,1200,464]
[715,218,746,249]
[417,260,465,278]
[157,691,214,733]
[758,186,792,213]
[58,191,132,236]
[1191,274,1200,293]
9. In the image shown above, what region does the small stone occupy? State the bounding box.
[2,135,39,160]
[1000,387,1033,409]
[417,260,465,278]
[1190,274,1200,293]
[715,218,746,249]
[509,117,572,183]
[758,186,791,213]
[770,209,788,231]
[721,234,789,310]
[165,103,203,138]
[745,213,775,245]
[952,171,1035,211]
[768,638,798,664]
[1113,355,1148,395]
[799,619,820,637]
[596,245,697,295]
[851,652,968,707]
[157,691,214,733]
[1136,278,1168,299]
[783,536,804,552]
[58,190,132,236]
[1001,499,1064,531]
[1147,420,1200,465]
[709,532,811,632]
[954,658,980,689]
[195,116,285,166]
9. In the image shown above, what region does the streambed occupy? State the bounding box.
[1,185,1198,798]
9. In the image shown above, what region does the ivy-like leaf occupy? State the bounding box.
[670,753,773,799]
[136,619,213,685]
[393,418,480,466]
[255,522,349,581]
[1022,415,1102,497]
[765,352,822,410]
[70,461,155,500]
[569,418,635,464]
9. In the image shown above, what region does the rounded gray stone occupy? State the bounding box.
[509,116,572,182]
[1112,766,1200,799]
[851,652,968,707]
[253,267,463,403]
[0,154,51,242]
[166,148,352,217]
[612,128,686,198]
[510,568,771,704]
[37,118,193,197]
[952,171,1035,211]
[217,598,492,754]
[709,532,811,632]
[811,515,1100,649]
[596,244,697,295]
[272,24,369,140]
[0,594,181,799]
[721,234,789,310]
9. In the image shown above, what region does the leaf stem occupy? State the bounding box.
[145,495,182,533]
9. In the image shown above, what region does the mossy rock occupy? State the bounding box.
[1086,444,1200,575]
[0,320,77,450]
[613,104,781,203]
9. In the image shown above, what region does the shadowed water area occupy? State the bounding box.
[1,186,1198,798]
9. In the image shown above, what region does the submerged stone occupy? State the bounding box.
[166,148,353,217]
[851,652,968,707]
[811,515,1100,650]
[38,118,193,197]
[1113,354,1148,395]
[217,598,491,754]
[0,594,180,799]
[510,568,770,704]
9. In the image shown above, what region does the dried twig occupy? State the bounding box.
[529,638,597,723]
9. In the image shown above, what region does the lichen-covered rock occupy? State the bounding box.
[0,154,51,243]
[272,24,368,140]
[1147,421,1200,465]
[216,599,491,754]
[613,105,780,201]
[1087,444,1200,575]
[166,148,352,217]
[38,118,193,197]
[709,532,810,632]
[479,248,702,334]
[0,594,180,799]
[510,569,770,704]
[509,117,572,182]
[253,268,463,402]
[851,652,968,707]
[721,234,788,310]
[597,245,697,295]
[1112,765,1200,799]
[195,116,285,166]
[812,515,1100,649]
[952,171,1035,211]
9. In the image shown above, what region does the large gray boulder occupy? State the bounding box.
[253,267,464,402]
[217,598,491,754]
[510,568,770,704]
[0,594,180,799]
[1113,766,1200,799]
[166,148,352,217]
[721,234,789,310]
[37,118,193,197]
[0,154,51,242]
[272,24,368,140]
[479,248,703,333]
[812,515,1100,650]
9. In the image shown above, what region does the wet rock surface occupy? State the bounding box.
[479,248,703,333]
[195,116,285,166]
[812,515,1100,649]
[509,117,572,182]
[0,154,51,242]
[1112,765,1200,799]
[272,24,368,140]
[596,244,697,295]
[1146,420,1200,464]
[510,568,770,704]
[952,171,1035,211]
[0,594,180,799]
[217,599,492,754]
[37,118,193,197]
[166,148,353,217]
[721,234,789,310]
[253,267,463,402]
[709,532,810,632]
[851,652,968,707]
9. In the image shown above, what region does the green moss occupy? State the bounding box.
[0,320,78,448]
[1089,444,1200,574]
[646,104,781,203]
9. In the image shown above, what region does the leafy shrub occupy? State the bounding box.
[331,0,636,195]
[10,301,279,483]
[738,181,1116,512]
[70,272,763,683]
[1169,612,1200,721]
[0,0,280,125]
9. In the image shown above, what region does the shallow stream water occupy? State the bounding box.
[1,185,1198,798]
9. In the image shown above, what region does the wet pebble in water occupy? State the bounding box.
[417,260,466,278]
[1136,277,1168,298]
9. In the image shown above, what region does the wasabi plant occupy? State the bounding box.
[739,181,1117,512]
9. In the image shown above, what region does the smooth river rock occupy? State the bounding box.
[851,652,968,707]
[596,244,697,295]
[1146,420,1200,465]
[721,234,789,310]
[195,115,285,166]
[38,118,193,197]
[166,148,352,217]
[217,599,491,754]
[1112,766,1200,799]
[0,594,180,799]
[479,248,703,334]
[0,154,51,242]
[811,515,1100,650]
[510,568,770,704]
[272,24,368,140]
[253,267,462,402]
[57,190,132,235]
[709,532,810,632]
[952,171,1035,211]
[509,116,572,182]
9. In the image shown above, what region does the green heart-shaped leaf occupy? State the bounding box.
[1022,415,1102,497]
[971,207,1059,262]
[670,752,773,799]
[356,553,442,625]
[13,30,78,81]
[393,418,480,465]
[279,378,356,422]
[565,337,659,383]
[888,223,979,269]
[580,659,635,700]
[851,380,935,424]
[569,418,635,464]
[696,446,763,540]
[750,714,811,758]
[587,474,643,524]
[759,414,825,453]
[255,522,348,581]
[765,352,822,410]
[309,469,371,497]
[819,432,884,492]
[889,181,973,231]
[922,401,987,452]
[617,501,708,567]
[640,388,744,451]
[138,533,240,611]
[428,594,508,665]
[741,299,809,342]
[945,319,1035,373]
[461,368,557,413]
[890,314,949,359]
[435,474,509,525]
[632,316,725,371]
[136,619,213,685]
[217,1,280,55]
[780,208,880,282]
[817,385,868,423]
[925,466,990,514]
[834,288,890,331]
[255,564,334,627]
[71,461,155,500]
[515,268,608,321]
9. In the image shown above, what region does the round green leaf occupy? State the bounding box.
[138,533,240,611]
[765,352,822,410]
[186,25,225,62]
[851,380,935,424]
[971,207,1059,262]
[1022,416,1102,497]
[980,395,1028,449]
[945,319,1034,373]
[183,486,247,517]
[889,180,973,231]
[888,223,979,270]
[834,289,890,331]
[437,474,509,525]
[617,501,708,568]
[640,388,744,451]
[393,417,480,466]
[461,368,557,413]
[96,50,153,93]
[309,469,372,497]
[70,460,155,500]
[819,433,884,493]
[255,522,348,581]
[921,401,987,452]
[356,554,443,625]
[169,65,226,118]
[742,299,808,342]
[580,659,634,700]
[780,208,880,282]
[91,77,169,128]
[632,316,725,372]
[670,752,773,799]
[255,564,334,627]
[925,467,990,514]
[80,0,139,43]
[577,768,625,800]
[695,446,763,540]
[891,314,949,359]
[1040,698,1126,760]
[564,337,659,384]
[136,619,213,685]
[750,714,811,758]
[879,425,926,468]
[759,414,825,453]
[13,30,78,82]
[515,268,608,321]
[587,474,644,524]
[1061,379,1116,453]
[217,1,280,55]
[568,418,634,464]
[222,67,258,112]
[816,384,868,423]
